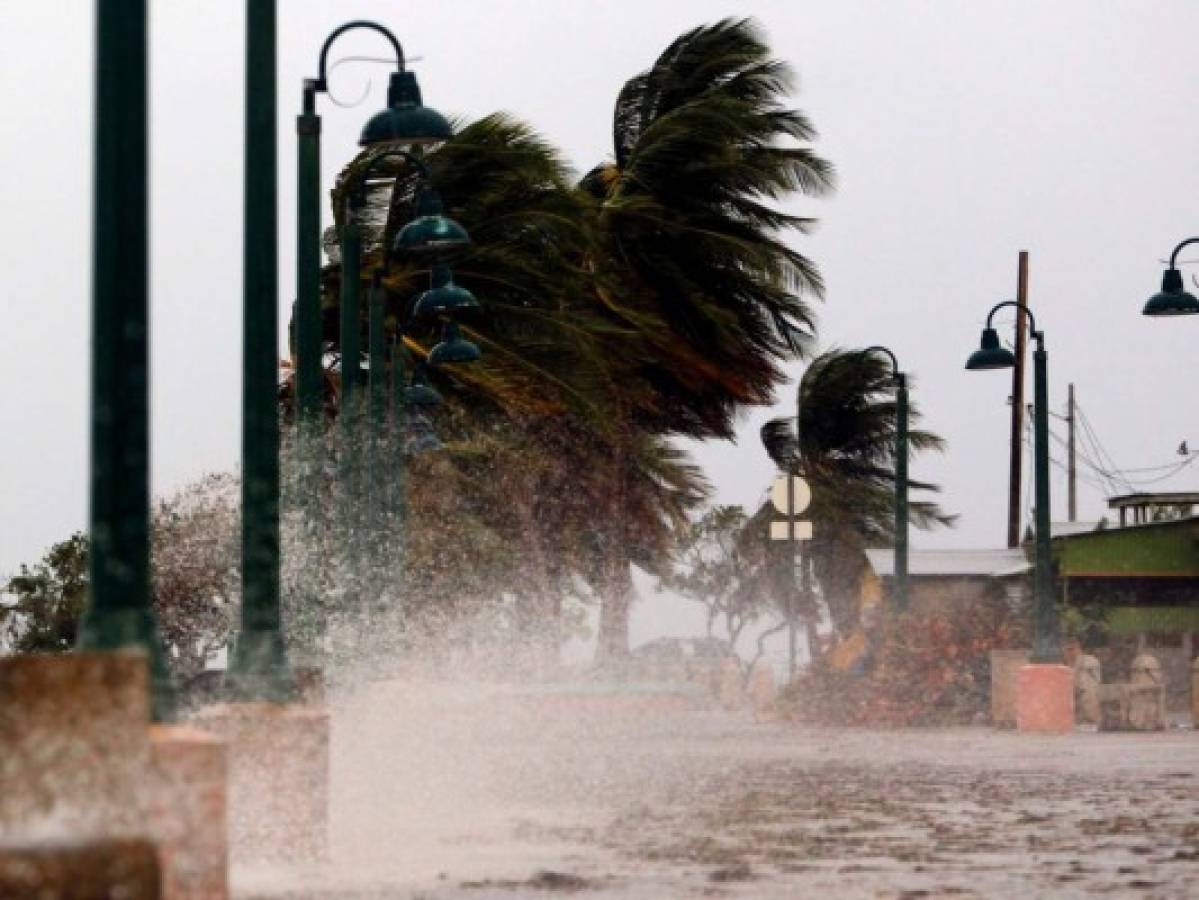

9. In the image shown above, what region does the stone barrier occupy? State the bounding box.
[0,652,152,840]
[1014,664,1074,734]
[146,725,227,899]
[0,838,160,899]
[194,702,330,863]
[989,649,1029,727]
[1128,653,1166,731]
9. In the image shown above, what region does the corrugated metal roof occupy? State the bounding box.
[864,548,1030,578]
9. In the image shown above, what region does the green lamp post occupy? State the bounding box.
[79,0,175,721]
[294,20,452,426]
[1142,237,1199,317]
[341,150,473,593]
[966,301,1060,663]
[226,0,294,701]
[862,346,909,612]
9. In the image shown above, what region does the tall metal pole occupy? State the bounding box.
[338,215,363,583]
[1007,251,1029,548]
[1031,337,1060,663]
[79,0,175,721]
[786,470,796,679]
[1067,383,1077,523]
[894,374,909,611]
[228,0,293,701]
[295,86,322,423]
[368,275,387,532]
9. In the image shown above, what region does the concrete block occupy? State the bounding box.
[0,652,152,839]
[1073,654,1101,725]
[193,703,329,863]
[0,838,160,899]
[147,725,227,899]
[1015,664,1074,734]
[990,649,1029,727]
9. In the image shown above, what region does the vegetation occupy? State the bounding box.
[761,349,954,639]
[8,19,956,680]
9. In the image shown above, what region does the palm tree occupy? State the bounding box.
[582,18,834,657]
[761,348,955,637]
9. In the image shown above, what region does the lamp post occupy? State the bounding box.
[294,20,452,426]
[966,302,1060,664]
[79,0,175,720]
[340,151,476,612]
[862,346,909,612]
[1141,237,1199,317]
[226,0,293,701]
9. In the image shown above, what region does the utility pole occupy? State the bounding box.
[1067,383,1077,523]
[1007,251,1029,548]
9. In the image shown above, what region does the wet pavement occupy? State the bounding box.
[236,681,1199,899]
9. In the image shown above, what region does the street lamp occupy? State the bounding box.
[79,0,175,720]
[1142,237,1199,317]
[862,346,909,612]
[965,302,1060,664]
[294,20,452,425]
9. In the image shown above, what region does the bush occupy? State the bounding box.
[780,592,1027,727]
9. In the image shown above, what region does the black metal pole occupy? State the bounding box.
[227,0,294,700]
[79,0,175,721]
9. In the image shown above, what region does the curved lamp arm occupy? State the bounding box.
[349,148,430,210]
[862,345,904,387]
[985,300,1043,348]
[1169,236,1199,269]
[314,20,405,92]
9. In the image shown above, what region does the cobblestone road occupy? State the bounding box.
[236,682,1199,899]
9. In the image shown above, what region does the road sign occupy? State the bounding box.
[769,475,813,541]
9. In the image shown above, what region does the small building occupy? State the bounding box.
[1052,515,1199,710]
[863,548,1030,614]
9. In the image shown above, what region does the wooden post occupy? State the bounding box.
[1067,383,1077,522]
[1008,251,1029,548]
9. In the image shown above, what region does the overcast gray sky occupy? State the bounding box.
[3,0,1198,576]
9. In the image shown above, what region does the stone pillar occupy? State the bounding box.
[1128,652,1166,731]
[0,839,160,899]
[146,725,227,899]
[0,652,152,839]
[989,649,1029,727]
[1073,653,1101,726]
[193,702,329,863]
[1015,664,1074,734]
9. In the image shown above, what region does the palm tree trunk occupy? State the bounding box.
[596,556,633,663]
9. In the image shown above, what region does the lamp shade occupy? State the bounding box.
[965,327,1015,370]
[1143,268,1199,317]
[393,191,470,256]
[359,71,452,147]
[413,264,480,318]
[404,365,442,407]
[428,321,480,366]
